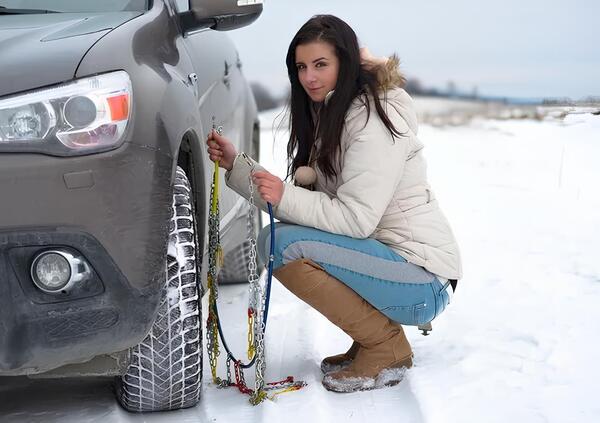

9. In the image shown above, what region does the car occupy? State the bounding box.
[0,0,264,412]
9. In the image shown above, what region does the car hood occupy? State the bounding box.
[0,12,143,97]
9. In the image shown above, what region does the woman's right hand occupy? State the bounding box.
[206,129,237,171]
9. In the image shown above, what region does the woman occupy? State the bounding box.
[206,15,462,393]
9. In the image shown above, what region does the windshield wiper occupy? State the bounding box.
[0,7,59,14]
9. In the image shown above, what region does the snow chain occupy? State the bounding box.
[206,140,223,384]
[206,121,306,405]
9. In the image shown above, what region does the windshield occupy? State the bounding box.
[0,0,149,13]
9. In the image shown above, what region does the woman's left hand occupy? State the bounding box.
[252,171,284,206]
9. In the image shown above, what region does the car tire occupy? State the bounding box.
[115,166,202,412]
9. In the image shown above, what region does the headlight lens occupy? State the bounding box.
[7,102,55,140]
[0,71,132,155]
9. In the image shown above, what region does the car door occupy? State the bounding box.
[184,32,249,226]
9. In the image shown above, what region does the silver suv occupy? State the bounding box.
[0,0,263,412]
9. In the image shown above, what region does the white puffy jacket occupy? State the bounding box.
[226,86,462,280]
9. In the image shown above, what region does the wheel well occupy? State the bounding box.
[176,136,192,179]
[176,133,206,254]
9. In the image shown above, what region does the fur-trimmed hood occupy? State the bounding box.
[372,54,406,91]
[346,56,418,135]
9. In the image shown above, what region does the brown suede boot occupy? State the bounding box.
[274,258,413,393]
[320,341,360,374]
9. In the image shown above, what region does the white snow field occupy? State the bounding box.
[1,106,599,423]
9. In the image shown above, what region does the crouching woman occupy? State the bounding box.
[206,15,462,392]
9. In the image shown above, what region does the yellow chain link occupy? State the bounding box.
[247,310,255,359]
[211,162,219,213]
[268,385,304,401]
[249,389,268,405]
[217,245,224,268]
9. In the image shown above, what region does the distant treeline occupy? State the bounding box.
[541,96,600,106]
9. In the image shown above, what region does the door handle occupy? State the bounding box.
[188,73,199,97]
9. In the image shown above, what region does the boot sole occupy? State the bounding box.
[322,366,409,393]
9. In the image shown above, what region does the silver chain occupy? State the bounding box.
[246,171,267,394]
[226,355,232,385]
[247,173,260,310]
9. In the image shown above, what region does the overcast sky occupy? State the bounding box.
[228,0,600,100]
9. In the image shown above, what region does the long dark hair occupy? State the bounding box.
[285,15,404,184]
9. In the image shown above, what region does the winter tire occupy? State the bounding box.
[116,166,202,412]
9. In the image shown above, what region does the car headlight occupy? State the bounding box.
[0,71,132,156]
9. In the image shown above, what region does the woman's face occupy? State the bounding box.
[295,41,340,103]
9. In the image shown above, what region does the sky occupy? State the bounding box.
[228,0,600,100]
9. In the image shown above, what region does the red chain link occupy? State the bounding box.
[233,360,254,395]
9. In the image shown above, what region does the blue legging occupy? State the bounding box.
[258,223,450,326]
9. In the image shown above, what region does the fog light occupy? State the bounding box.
[30,250,91,293]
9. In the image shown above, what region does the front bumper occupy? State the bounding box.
[0,142,173,374]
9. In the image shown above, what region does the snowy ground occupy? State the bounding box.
[1,109,599,422]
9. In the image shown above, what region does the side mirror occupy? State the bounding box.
[181,0,263,32]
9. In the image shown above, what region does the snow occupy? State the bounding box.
[411,112,600,423]
[166,286,179,306]
[1,107,599,422]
